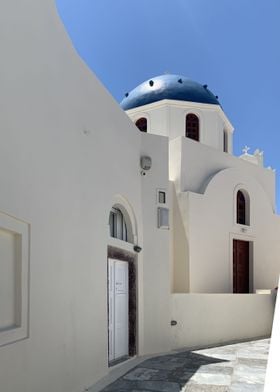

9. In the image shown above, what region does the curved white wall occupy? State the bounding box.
[188,167,280,292]
[0,1,171,391]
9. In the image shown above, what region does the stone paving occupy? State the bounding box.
[100,339,269,392]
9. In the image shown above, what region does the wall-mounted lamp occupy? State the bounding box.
[140,156,152,176]
[134,245,142,253]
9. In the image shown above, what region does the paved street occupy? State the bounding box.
[99,339,269,392]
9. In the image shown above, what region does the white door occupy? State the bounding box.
[108,259,129,362]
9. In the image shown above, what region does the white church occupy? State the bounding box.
[0,1,279,392]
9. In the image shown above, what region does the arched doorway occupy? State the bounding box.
[107,201,137,365]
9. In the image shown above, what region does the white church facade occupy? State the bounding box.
[121,74,279,295]
[0,1,279,391]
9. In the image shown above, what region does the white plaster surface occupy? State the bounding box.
[171,294,274,349]
[140,133,171,355]
[170,137,280,293]
[0,1,170,391]
[126,100,233,153]
[0,1,279,391]
[264,279,280,392]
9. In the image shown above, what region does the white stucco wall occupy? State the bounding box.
[188,168,280,293]
[0,1,171,391]
[126,100,233,152]
[171,184,190,293]
[170,137,280,293]
[171,293,274,350]
[170,137,275,208]
[264,279,280,392]
[1,2,280,391]
[140,133,171,355]
[130,106,169,137]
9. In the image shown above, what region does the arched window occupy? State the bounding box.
[186,114,199,141]
[236,190,250,225]
[109,207,128,241]
[135,117,147,132]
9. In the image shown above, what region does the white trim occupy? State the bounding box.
[109,195,138,245]
[0,211,29,347]
[107,237,135,253]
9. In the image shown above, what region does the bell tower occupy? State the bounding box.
[121,74,234,153]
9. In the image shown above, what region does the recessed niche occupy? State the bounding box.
[158,207,169,229]
[0,212,29,347]
[0,229,21,331]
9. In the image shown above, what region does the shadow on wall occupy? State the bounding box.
[100,351,228,391]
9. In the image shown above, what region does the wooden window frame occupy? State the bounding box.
[109,208,128,242]
[236,190,249,226]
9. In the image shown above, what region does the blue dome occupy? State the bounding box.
[120,74,220,110]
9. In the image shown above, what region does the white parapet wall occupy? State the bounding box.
[264,279,279,392]
[171,293,274,350]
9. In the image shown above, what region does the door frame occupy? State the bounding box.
[233,239,250,293]
[107,246,137,366]
[229,233,254,293]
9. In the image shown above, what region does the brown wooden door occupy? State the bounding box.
[233,240,249,293]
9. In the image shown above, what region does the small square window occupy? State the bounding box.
[158,191,166,204]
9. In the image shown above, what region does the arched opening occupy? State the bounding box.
[186,113,199,141]
[107,202,137,365]
[109,207,127,242]
[135,117,147,132]
[236,190,250,226]
[109,203,135,244]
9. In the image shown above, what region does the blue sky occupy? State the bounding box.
[56,0,280,205]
